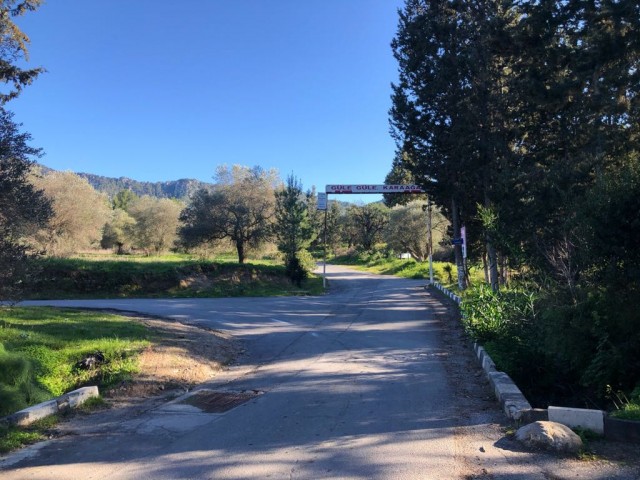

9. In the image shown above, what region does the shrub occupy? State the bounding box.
[460,283,537,342]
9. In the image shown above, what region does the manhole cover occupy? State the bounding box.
[181,390,261,413]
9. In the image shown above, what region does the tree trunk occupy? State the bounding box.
[236,240,245,264]
[486,238,499,292]
[451,197,466,290]
[482,250,489,283]
[483,171,500,292]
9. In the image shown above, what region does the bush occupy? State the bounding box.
[284,250,316,287]
[460,283,537,342]
[460,285,553,401]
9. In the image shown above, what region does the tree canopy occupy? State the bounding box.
[179,165,277,264]
[0,0,44,105]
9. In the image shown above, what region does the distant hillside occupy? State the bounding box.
[36,164,213,200]
[76,173,213,200]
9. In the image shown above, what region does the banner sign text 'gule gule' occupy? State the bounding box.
[325,184,424,194]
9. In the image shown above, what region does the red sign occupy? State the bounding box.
[325,184,424,194]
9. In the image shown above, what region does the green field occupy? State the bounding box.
[0,306,152,451]
[26,253,324,299]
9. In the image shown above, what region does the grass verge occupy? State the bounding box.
[0,306,150,452]
[0,415,59,454]
[26,255,323,299]
[0,307,150,415]
[331,251,484,287]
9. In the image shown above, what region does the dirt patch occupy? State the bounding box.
[104,314,242,399]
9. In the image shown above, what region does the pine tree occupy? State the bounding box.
[274,175,316,286]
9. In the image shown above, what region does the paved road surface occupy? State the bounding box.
[2,265,636,479]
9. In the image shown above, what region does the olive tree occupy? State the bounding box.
[128,196,183,254]
[384,200,449,261]
[180,165,277,263]
[348,203,389,251]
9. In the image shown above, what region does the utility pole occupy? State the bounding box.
[424,198,434,284]
[323,205,327,289]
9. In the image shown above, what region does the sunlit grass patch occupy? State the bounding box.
[0,307,149,415]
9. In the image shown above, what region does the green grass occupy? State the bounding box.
[0,307,150,412]
[26,255,323,299]
[611,401,640,421]
[0,415,59,454]
[0,306,151,452]
[331,251,484,288]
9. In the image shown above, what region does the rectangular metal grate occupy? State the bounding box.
[181,390,261,413]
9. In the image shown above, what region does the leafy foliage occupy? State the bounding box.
[128,196,183,254]
[390,0,640,406]
[347,203,389,252]
[179,165,276,264]
[30,171,110,257]
[384,200,449,262]
[0,0,44,105]
[0,110,51,301]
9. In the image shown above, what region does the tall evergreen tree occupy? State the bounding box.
[0,1,49,300]
[0,110,51,300]
[274,175,316,286]
[0,0,44,105]
[390,0,518,289]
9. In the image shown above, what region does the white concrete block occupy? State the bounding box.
[65,386,99,408]
[13,400,58,426]
[548,406,604,434]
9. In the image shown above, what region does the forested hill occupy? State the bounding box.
[33,163,212,200]
[76,172,212,200]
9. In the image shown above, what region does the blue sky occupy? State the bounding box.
[12,1,404,202]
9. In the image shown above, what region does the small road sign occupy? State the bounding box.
[317,192,327,210]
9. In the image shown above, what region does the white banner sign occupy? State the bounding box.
[317,192,327,210]
[325,184,424,194]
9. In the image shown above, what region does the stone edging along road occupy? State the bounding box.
[430,281,640,444]
[1,387,99,427]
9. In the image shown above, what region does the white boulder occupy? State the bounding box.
[515,421,583,454]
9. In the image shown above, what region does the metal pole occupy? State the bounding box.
[323,198,328,289]
[428,196,434,285]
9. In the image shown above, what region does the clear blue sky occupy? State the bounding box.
[12,1,404,202]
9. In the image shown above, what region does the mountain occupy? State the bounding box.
[76,173,212,200]
[36,164,213,200]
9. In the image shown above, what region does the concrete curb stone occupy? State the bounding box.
[429,281,531,422]
[1,386,99,427]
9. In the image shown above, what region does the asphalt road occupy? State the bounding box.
[3,265,636,479]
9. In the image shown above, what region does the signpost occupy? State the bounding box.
[317,192,328,287]
[460,226,467,259]
[317,192,327,210]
